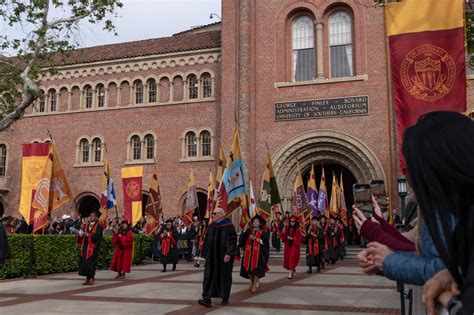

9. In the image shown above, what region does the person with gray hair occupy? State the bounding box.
[198,207,239,308]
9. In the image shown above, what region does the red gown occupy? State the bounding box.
[110,231,134,273]
[281,227,302,271]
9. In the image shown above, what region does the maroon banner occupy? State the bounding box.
[122,176,142,224]
[389,28,466,171]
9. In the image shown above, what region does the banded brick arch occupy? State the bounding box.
[272,130,385,199]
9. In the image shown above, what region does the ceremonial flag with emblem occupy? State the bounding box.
[215,168,229,212]
[145,166,163,236]
[293,168,310,236]
[121,166,143,227]
[317,167,328,216]
[18,143,51,224]
[32,144,74,233]
[258,155,273,222]
[205,171,216,220]
[307,163,319,218]
[385,0,466,170]
[266,152,283,218]
[339,172,348,225]
[183,168,199,227]
[31,146,53,233]
[214,147,226,202]
[99,159,117,228]
[248,180,257,218]
[222,127,250,227]
[329,173,339,215]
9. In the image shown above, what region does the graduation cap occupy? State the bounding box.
[289,214,299,222]
[165,219,174,224]
[311,216,319,221]
[89,210,101,217]
[251,214,266,227]
[120,219,130,225]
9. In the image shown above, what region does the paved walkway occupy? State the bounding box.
[0,249,400,315]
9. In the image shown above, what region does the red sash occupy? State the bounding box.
[243,230,262,272]
[333,225,339,246]
[161,233,172,256]
[307,226,319,256]
[79,223,97,260]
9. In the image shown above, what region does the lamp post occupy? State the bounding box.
[397,176,407,220]
[397,176,408,315]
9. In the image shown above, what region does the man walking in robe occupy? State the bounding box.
[281,215,302,279]
[110,219,134,279]
[77,210,103,285]
[198,207,239,308]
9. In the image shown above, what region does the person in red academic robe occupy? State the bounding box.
[280,215,302,279]
[110,219,134,279]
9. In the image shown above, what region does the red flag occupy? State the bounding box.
[385,0,466,171]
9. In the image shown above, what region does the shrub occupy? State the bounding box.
[0,234,154,280]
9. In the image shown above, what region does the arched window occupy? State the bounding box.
[148,79,157,103]
[92,138,102,162]
[187,75,198,99]
[80,139,90,163]
[131,135,142,160]
[186,132,197,157]
[97,84,105,108]
[0,144,6,177]
[329,11,353,78]
[135,80,144,104]
[201,73,212,98]
[200,130,211,156]
[292,15,315,82]
[85,86,93,108]
[38,94,46,112]
[144,134,155,160]
[49,90,57,111]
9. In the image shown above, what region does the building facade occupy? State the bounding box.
[1,0,473,219]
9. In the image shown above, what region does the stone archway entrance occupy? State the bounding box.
[272,130,385,210]
[76,194,100,218]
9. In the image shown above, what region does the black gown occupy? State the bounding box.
[239,228,269,279]
[159,229,179,265]
[305,225,321,268]
[77,222,103,279]
[0,219,10,265]
[201,219,239,302]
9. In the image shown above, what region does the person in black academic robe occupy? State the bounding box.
[158,219,179,272]
[270,215,281,252]
[77,210,103,285]
[306,216,322,273]
[0,215,11,265]
[198,207,239,308]
[239,215,269,293]
[325,217,337,264]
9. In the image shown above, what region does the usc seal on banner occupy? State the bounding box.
[400,44,456,102]
[126,180,140,199]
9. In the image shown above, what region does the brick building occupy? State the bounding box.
[1,0,473,220]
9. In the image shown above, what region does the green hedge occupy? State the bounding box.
[0,234,154,280]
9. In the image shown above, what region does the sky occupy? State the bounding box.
[1,0,222,55]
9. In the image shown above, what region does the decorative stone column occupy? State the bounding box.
[316,22,324,79]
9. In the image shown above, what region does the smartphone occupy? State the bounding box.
[353,183,372,218]
[369,180,387,209]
